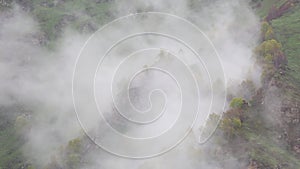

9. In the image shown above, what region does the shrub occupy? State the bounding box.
[64,138,83,169]
[67,138,82,153]
[264,26,274,40]
[220,117,242,137]
[229,97,245,109]
[261,22,274,40]
[256,39,282,56]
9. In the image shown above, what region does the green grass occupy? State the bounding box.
[1,1,113,167]
[0,124,25,169]
[240,109,300,169]
[255,0,287,17]
[244,130,300,168]
[27,0,112,49]
[213,105,300,168]
[271,4,300,99]
[236,1,300,167]
[33,7,65,38]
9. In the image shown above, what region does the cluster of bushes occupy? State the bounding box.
[202,97,248,140]
[255,21,287,84]
[220,97,248,138]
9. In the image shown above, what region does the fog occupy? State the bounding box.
[0,0,260,168]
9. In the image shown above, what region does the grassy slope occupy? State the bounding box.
[241,108,300,168]
[28,0,111,49]
[255,0,287,17]
[0,109,25,169]
[0,1,112,168]
[0,127,24,169]
[252,0,300,168]
[241,0,300,167]
[271,4,300,99]
[255,0,300,93]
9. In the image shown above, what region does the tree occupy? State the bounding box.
[220,97,248,138]
[229,97,245,109]
[255,39,282,57]
[67,138,82,154]
[64,138,83,169]
[261,21,274,40]
[261,21,270,35]
[220,116,242,137]
[264,26,274,40]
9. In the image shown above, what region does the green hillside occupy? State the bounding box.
[272,4,300,99]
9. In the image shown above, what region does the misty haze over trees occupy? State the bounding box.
[0,0,299,169]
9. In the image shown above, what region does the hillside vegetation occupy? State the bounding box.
[0,0,299,169]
